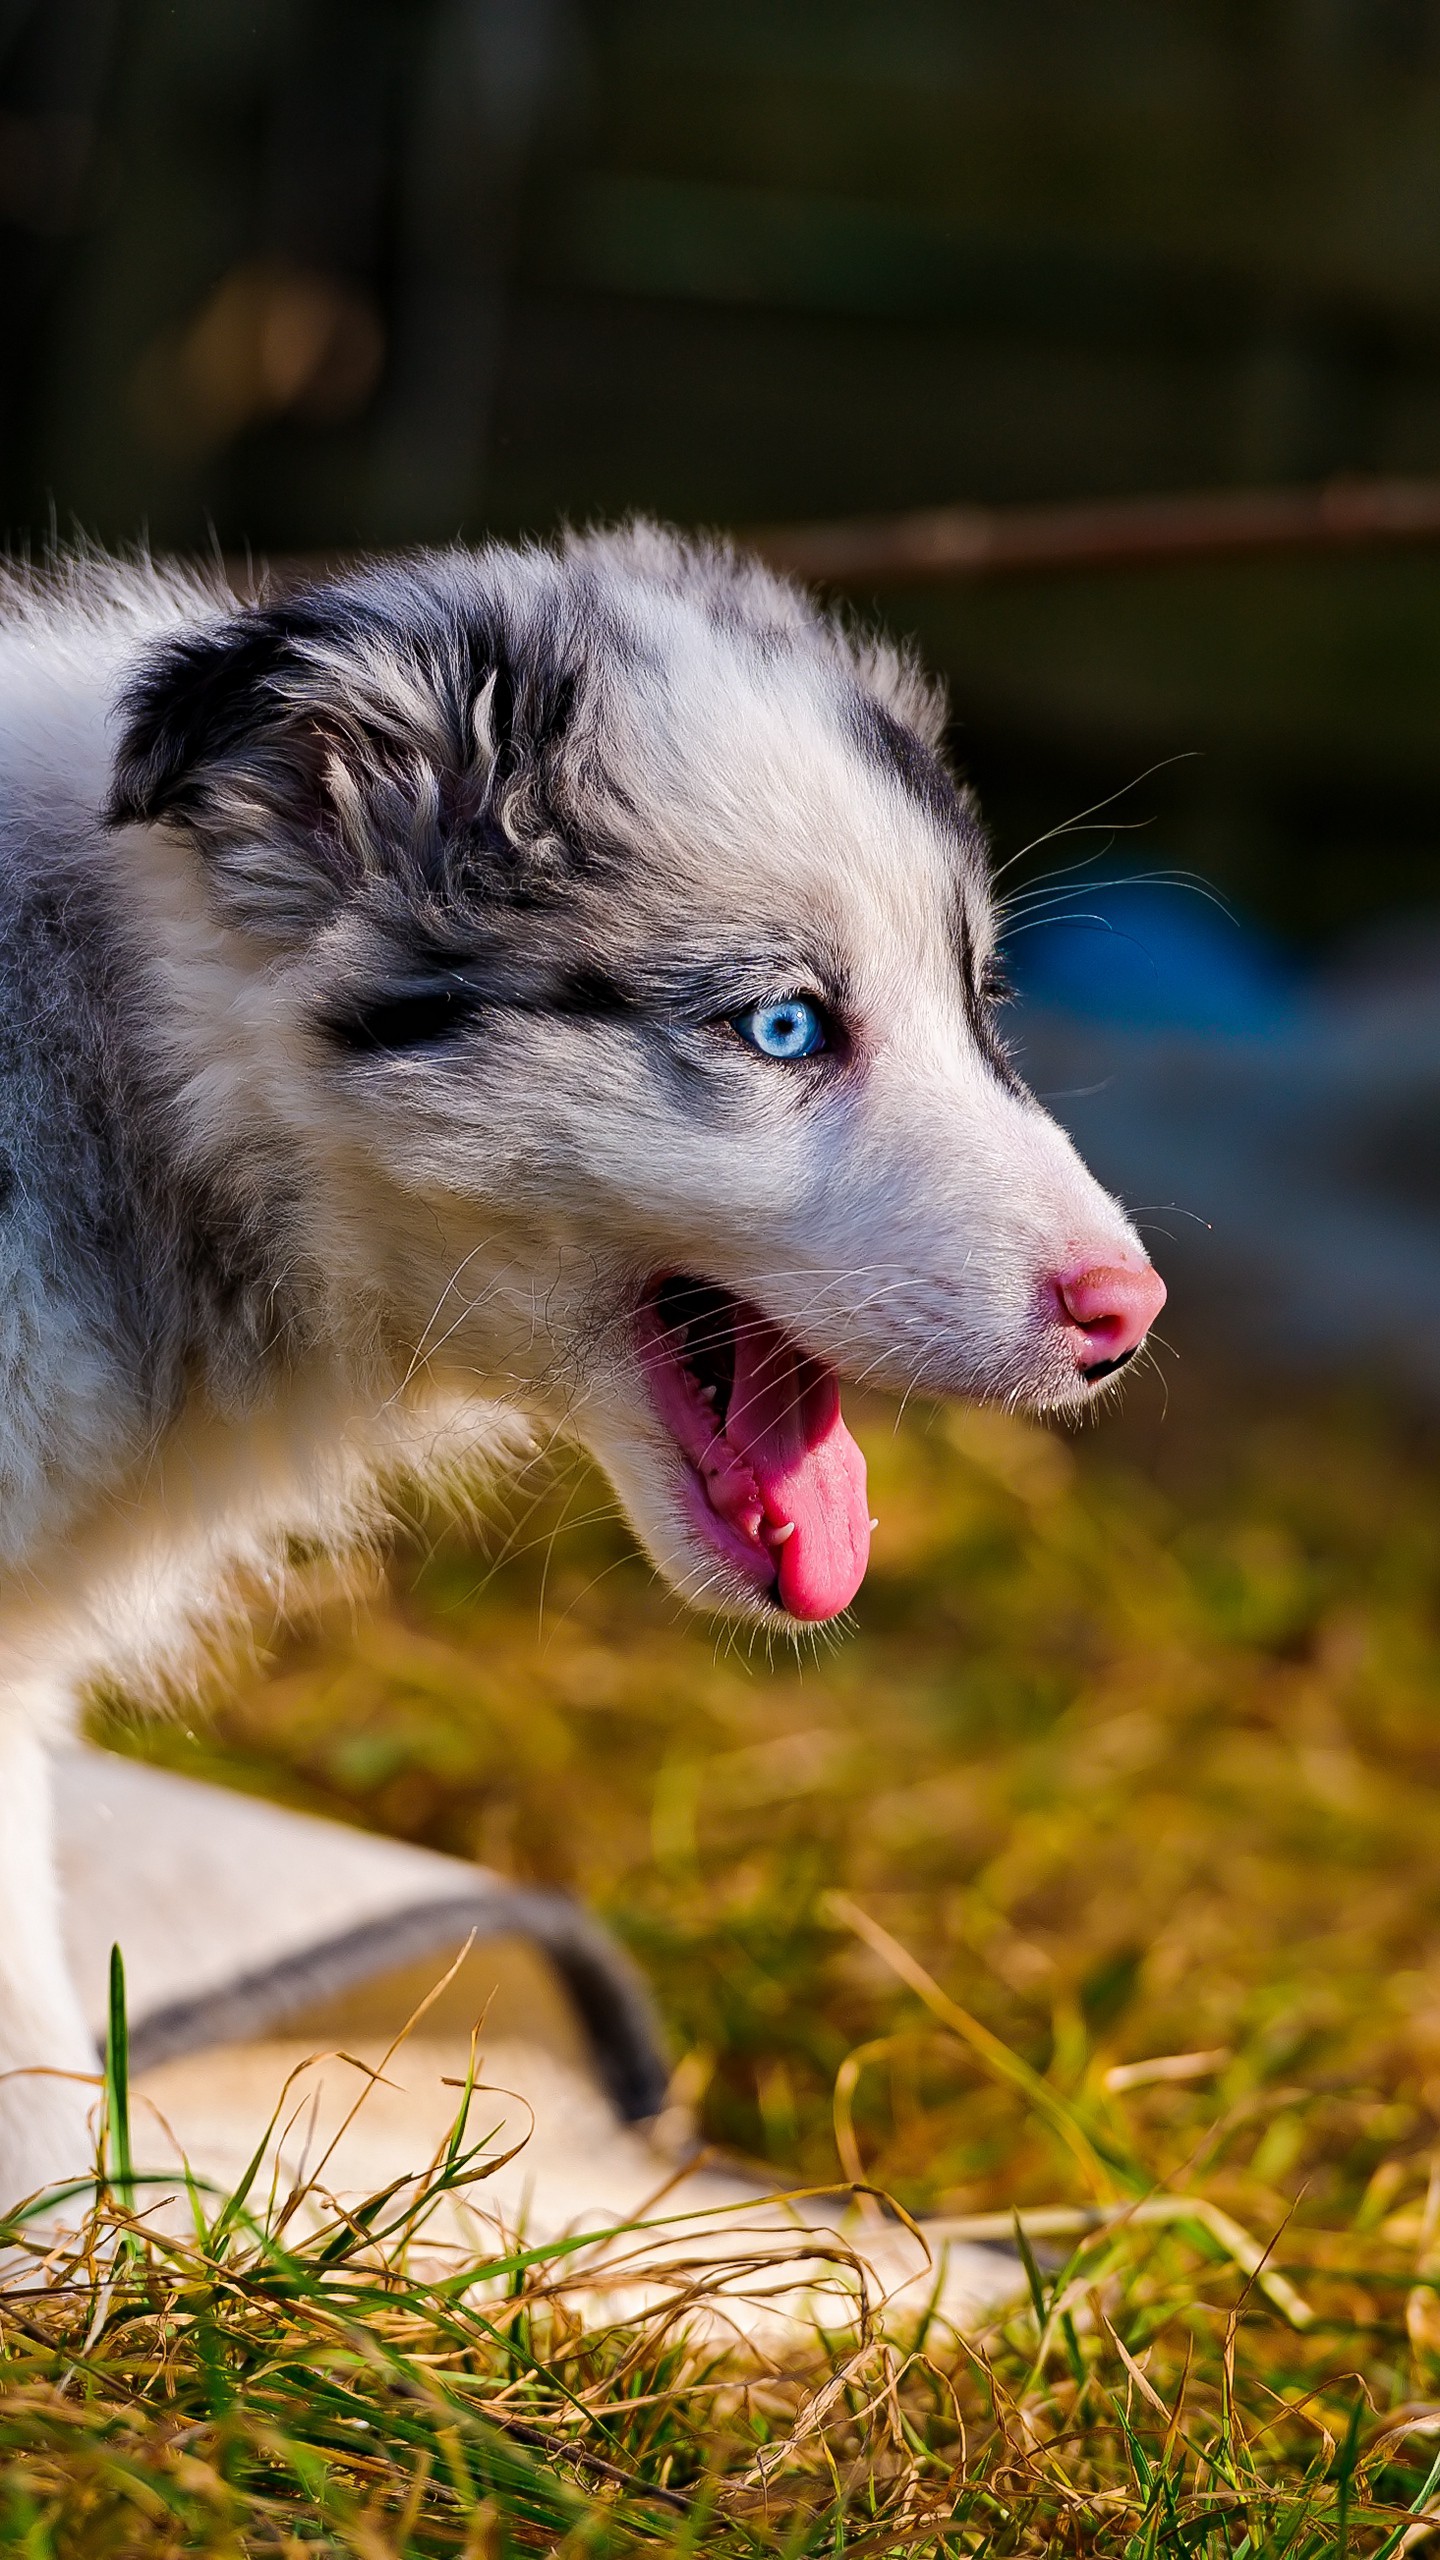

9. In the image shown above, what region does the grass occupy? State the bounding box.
[9,1353,1440,2549]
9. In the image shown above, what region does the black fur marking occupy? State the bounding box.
[107,610,310,825]
[321,971,486,1054]
[318,910,654,1059]
[105,562,601,960]
[545,962,643,1019]
[955,903,1025,1096]
[852,691,1017,1090]
[850,696,970,843]
[108,562,583,835]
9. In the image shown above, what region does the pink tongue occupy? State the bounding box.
[723,1311,871,1620]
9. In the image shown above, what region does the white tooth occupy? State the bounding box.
[768,1520,796,1546]
[868,1517,880,1532]
[700,1385,717,1403]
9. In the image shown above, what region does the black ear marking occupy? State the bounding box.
[106,608,309,828]
[105,597,357,942]
[470,605,578,780]
[105,558,591,944]
[465,632,517,780]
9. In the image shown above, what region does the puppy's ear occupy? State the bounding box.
[107,604,355,941]
[109,574,583,943]
[109,613,294,826]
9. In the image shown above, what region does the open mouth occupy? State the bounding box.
[635,1276,872,1623]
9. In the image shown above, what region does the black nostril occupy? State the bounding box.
[1080,1346,1138,1383]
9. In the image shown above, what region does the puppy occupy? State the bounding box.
[0,524,1163,2203]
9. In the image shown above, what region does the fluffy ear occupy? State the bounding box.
[109,612,299,827]
[105,569,582,943]
[107,604,360,941]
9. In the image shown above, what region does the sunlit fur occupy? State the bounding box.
[0,527,1147,2200]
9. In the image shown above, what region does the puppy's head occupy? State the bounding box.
[110,524,1164,1626]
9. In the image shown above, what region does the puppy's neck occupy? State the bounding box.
[107,814,538,1405]
[109,819,378,1358]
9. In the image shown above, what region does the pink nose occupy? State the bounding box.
[1054,1258,1166,1376]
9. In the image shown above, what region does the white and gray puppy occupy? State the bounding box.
[0,522,1163,2203]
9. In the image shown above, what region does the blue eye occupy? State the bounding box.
[733,997,828,1060]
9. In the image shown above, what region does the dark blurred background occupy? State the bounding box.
[4,0,1440,1371]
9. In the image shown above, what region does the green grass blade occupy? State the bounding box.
[104,1942,135,2232]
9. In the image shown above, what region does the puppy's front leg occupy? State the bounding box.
[0,1706,99,2216]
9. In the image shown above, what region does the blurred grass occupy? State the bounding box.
[46,1358,1440,2550]
[101,1365,1440,2226]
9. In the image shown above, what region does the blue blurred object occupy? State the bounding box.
[1003,880,1298,1034]
[1014,902,1440,1395]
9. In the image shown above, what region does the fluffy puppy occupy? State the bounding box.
[0,525,1163,2202]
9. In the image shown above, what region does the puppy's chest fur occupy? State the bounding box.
[17,1366,525,1716]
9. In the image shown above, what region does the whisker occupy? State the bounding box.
[1127,1204,1214,1229]
[987,752,1201,885]
[997,861,1227,923]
